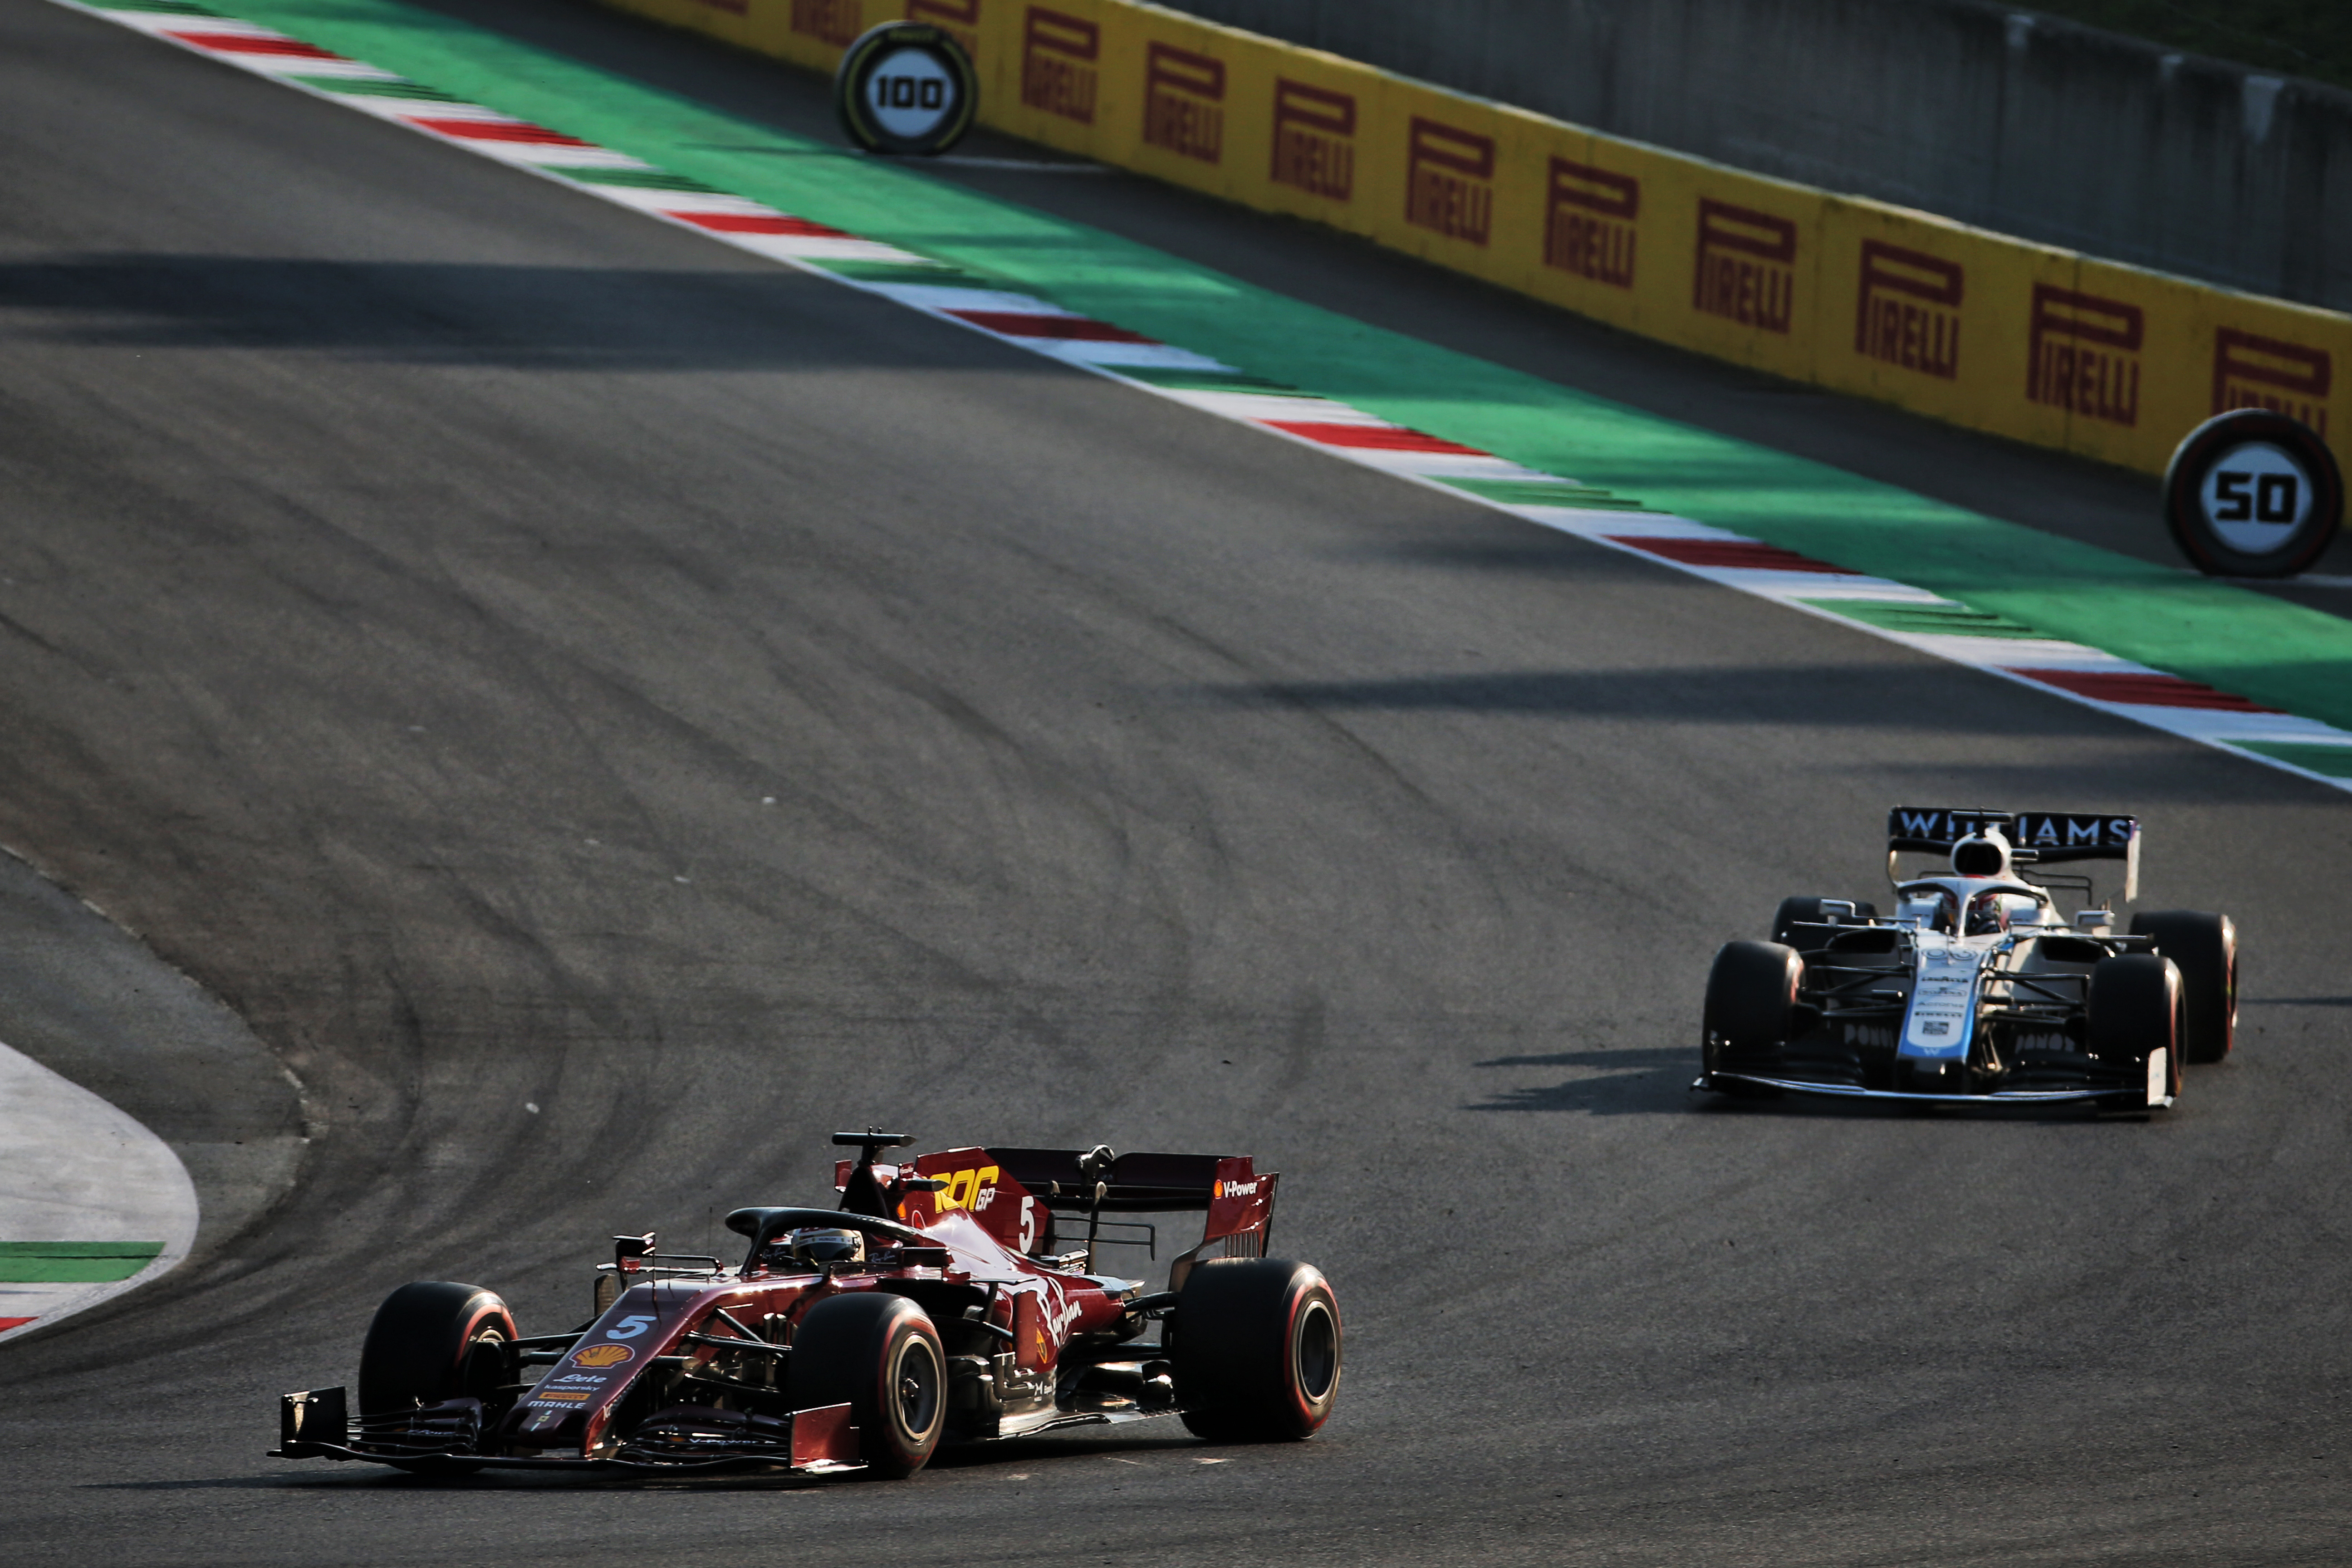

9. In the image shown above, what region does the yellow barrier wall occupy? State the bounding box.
[606,0,2352,477]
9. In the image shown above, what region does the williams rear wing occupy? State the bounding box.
[1886,806,2140,899]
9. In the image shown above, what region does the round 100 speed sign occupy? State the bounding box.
[833,23,978,157]
[2163,407,2343,578]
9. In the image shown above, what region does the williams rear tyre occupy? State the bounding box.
[1770,897,1877,950]
[787,1292,946,1478]
[2130,910,2238,1064]
[1172,1258,1341,1442]
[2087,953,2185,1107]
[357,1281,518,1417]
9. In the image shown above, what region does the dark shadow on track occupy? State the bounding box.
[1209,667,2126,733]
[0,255,1030,371]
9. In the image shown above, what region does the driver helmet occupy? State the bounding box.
[785,1227,864,1266]
[1964,887,2010,936]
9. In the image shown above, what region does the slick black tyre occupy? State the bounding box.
[2087,953,2185,1106]
[1703,940,1802,1086]
[2130,910,2238,1064]
[788,1293,946,1478]
[1173,1259,1341,1442]
[1770,897,1877,950]
[357,1282,518,1416]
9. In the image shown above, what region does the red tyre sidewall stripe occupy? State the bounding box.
[1281,1275,1337,1430]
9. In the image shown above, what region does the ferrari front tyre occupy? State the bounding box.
[1172,1258,1341,1442]
[2087,953,2185,1106]
[788,1292,946,1478]
[357,1280,518,1416]
[2129,910,2238,1064]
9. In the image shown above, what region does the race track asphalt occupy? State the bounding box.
[2,1,2348,1562]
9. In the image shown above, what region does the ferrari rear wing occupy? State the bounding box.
[1886,806,2140,898]
[985,1148,1248,1214]
[869,1143,1280,1287]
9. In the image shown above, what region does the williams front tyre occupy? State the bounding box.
[1703,939,1802,1090]
[1172,1258,1341,1442]
[2087,952,2185,1109]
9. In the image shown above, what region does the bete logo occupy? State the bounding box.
[2026,284,2143,426]
[2213,328,2333,434]
[1021,6,1097,124]
[1855,240,1963,379]
[906,0,978,58]
[1142,42,1223,163]
[1405,117,1494,246]
[1692,200,1796,333]
[1269,78,1355,201]
[570,1343,633,1368]
[1543,157,1638,289]
[788,0,860,45]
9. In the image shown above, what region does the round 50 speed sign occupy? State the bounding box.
[833,23,978,157]
[2163,407,2343,577]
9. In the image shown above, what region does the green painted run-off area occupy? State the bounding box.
[0,1241,165,1283]
[120,0,2352,743]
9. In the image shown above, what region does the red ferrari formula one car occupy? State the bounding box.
[273,1132,1341,1478]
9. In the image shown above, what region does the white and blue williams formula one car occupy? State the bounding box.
[1695,808,2238,1110]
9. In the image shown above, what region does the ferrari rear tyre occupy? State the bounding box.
[357,1281,518,1416]
[1172,1258,1341,1442]
[2129,911,2237,1064]
[788,1293,946,1478]
[2087,954,2185,1106]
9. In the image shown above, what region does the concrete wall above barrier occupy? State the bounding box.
[598,0,2352,480]
[1166,0,2352,318]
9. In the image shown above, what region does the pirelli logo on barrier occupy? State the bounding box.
[1543,158,1637,289]
[1270,78,1354,201]
[2213,328,2333,434]
[1142,42,1223,163]
[905,0,977,57]
[2027,284,2143,427]
[1856,240,1963,379]
[789,0,859,44]
[1405,117,1494,246]
[1692,200,1796,333]
[1022,5,1098,124]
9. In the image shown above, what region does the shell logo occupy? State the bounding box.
[1213,1180,1223,1198]
[571,1343,633,1368]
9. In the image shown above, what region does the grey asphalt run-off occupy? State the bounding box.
[0,0,2346,1562]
